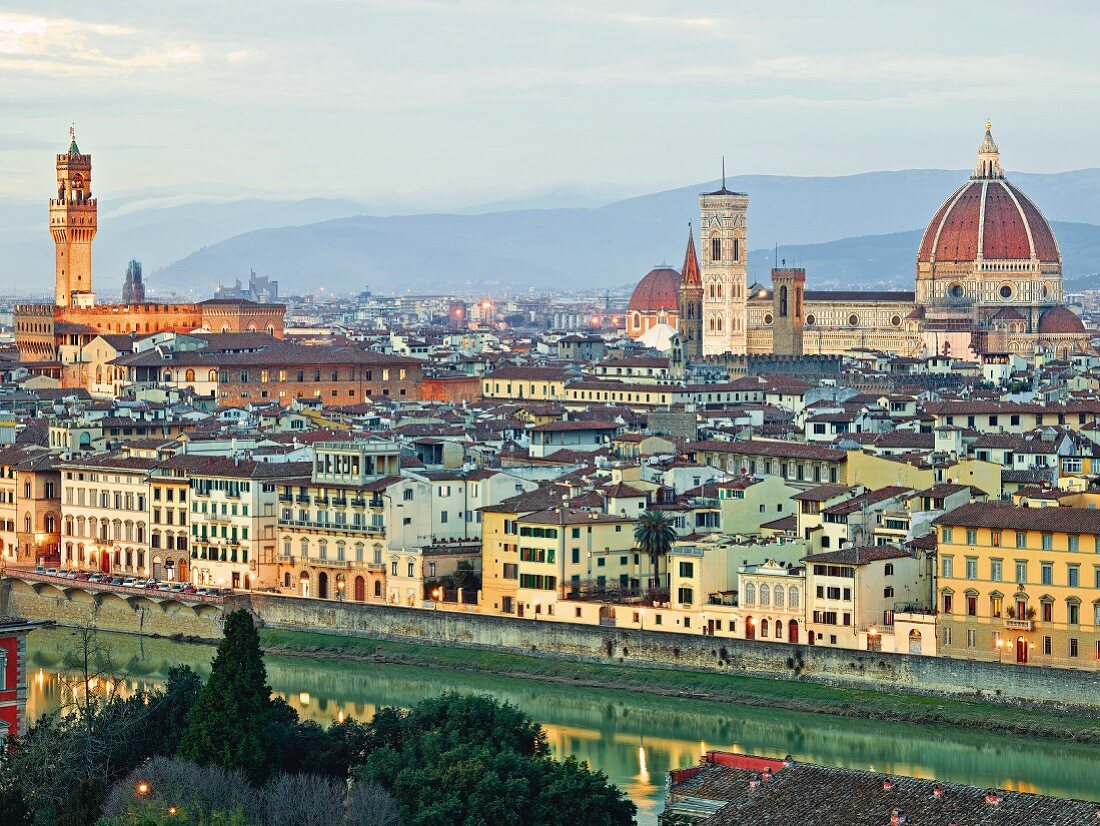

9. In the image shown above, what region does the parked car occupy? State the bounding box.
[75,572,92,581]
[156,583,172,591]
[195,588,209,596]
[181,585,197,594]
[110,577,124,586]
[122,578,136,587]
[46,568,58,576]
[169,583,184,593]
[34,565,45,574]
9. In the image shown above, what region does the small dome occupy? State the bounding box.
[1038,306,1086,335]
[628,267,681,313]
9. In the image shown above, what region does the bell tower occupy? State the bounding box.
[677,224,704,362]
[700,160,749,355]
[50,126,97,308]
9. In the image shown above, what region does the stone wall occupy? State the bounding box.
[0,578,231,641]
[6,577,1097,708]
[250,594,1100,708]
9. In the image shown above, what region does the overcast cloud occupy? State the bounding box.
[1,1,1096,206]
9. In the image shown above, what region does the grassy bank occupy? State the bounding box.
[258,628,1100,744]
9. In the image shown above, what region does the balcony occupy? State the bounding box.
[332,497,348,507]
[351,498,367,508]
[296,495,310,503]
[278,494,293,503]
[1003,618,1033,631]
[366,562,385,572]
[280,518,384,535]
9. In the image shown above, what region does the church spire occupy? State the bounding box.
[680,222,701,287]
[973,120,1003,179]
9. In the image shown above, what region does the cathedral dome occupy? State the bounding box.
[1038,305,1086,335]
[628,267,681,313]
[917,125,1059,266]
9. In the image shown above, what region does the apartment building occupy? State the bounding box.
[59,455,154,577]
[935,502,1100,668]
[276,442,399,601]
[738,560,806,644]
[149,456,194,581]
[803,545,924,651]
[189,458,309,589]
[0,446,60,566]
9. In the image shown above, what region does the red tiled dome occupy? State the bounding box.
[628,267,681,313]
[917,179,1059,265]
[1038,306,1085,335]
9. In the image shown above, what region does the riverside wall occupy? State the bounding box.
[0,577,233,640]
[249,594,1100,708]
[5,576,1099,708]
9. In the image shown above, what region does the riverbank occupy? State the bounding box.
[259,627,1100,744]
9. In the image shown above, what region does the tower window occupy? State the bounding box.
[733,238,739,261]
[711,237,721,261]
[779,285,788,317]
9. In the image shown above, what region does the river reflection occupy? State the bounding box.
[25,628,1100,825]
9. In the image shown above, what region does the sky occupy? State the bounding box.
[1,0,1098,208]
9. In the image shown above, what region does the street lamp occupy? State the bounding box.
[432,587,442,609]
[136,781,150,799]
[995,638,1006,663]
[336,579,345,601]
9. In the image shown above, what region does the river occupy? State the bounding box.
[24,627,1100,824]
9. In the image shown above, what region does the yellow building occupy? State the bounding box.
[934,502,1100,669]
[481,367,569,402]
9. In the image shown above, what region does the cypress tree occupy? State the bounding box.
[177,609,275,785]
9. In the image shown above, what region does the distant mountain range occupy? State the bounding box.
[2,168,1099,297]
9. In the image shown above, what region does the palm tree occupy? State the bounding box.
[634,509,677,591]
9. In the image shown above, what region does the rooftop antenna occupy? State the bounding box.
[721,156,726,189]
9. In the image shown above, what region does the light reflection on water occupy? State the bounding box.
[25,628,1100,825]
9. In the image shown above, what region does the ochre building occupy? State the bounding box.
[15,133,286,379]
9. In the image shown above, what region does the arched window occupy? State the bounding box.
[773,586,784,608]
[711,236,721,261]
[283,572,291,588]
[775,621,783,639]
[208,369,217,382]
[779,285,788,317]
[23,514,31,532]
[788,586,800,610]
[744,582,756,605]
[185,369,195,382]
[374,580,382,597]
[761,618,769,637]
[759,584,770,606]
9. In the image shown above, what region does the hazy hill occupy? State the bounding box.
[4,167,1100,296]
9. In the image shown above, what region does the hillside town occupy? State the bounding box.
[2,127,1100,684]
[4,115,1100,826]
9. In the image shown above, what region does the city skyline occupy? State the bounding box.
[2,1,1099,206]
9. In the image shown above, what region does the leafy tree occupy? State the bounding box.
[633,509,677,589]
[354,693,635,826]
[178,610,276,786]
